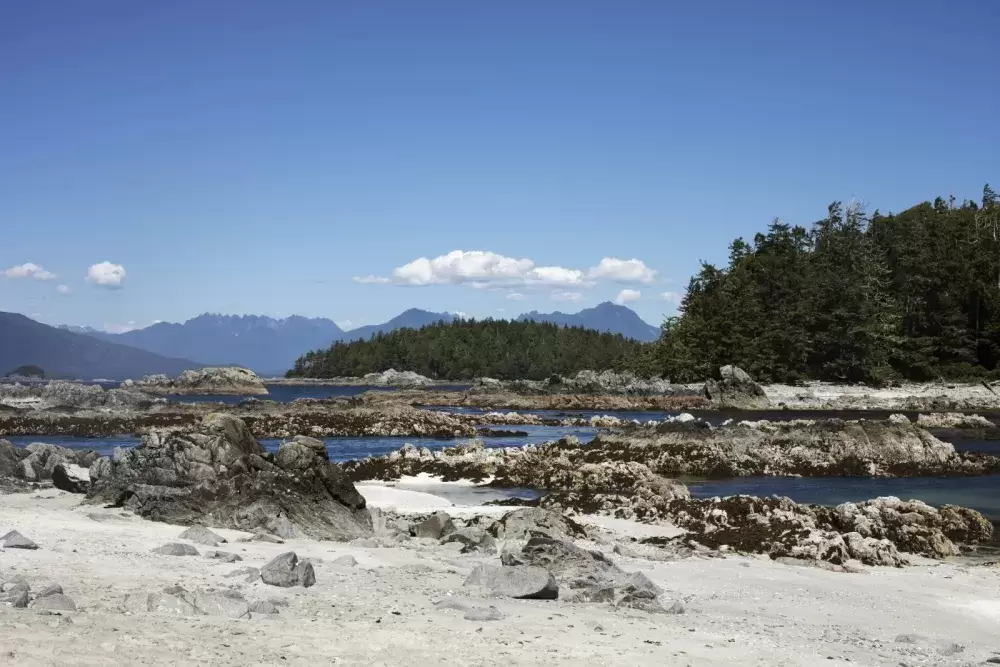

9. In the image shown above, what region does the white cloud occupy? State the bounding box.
[56,284,72,295]
[588,258,656,284]
[453,311,471,320]
[87,262,126,289]
[551,291,583,302]
[5,263,57,280]
[505,292,525,301]
[104,320,138,334]
[615,289,641,305]
[335,320,354,329]
[353,275,391,285]
[661,291,683,304]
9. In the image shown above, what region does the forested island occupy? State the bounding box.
[291,187,1000,384]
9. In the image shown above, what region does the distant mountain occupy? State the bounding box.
[517,302,661,342]
[342,309,456,341]
[58,324,104,335]
[1,312,200,380]
[82,314,344,376]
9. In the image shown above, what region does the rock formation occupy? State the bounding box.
[87,414,372,540]
[134,367,269,395]
[703,365,769,409]
[0,381,155,411]
[0,439,99,491]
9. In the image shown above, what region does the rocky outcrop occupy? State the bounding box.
[487,508,588,541]
[914,412,996,429]
[0,381,156,411]
[361,388,710,412]
[135,367,269,396]
[598,418,998,478]
[703,365,769,409]
[473,371,696,397]
[0,439,100,491]
[86,414,372,540]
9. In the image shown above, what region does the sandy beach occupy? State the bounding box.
[2,486,999,667]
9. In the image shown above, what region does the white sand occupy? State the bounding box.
[356,484,454,509]
[2,491,1000,666]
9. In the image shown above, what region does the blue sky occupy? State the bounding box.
[1,1,997,333]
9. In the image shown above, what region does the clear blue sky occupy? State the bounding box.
[2,1,997,332]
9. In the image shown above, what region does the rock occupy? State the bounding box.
[488,508,587,540]
[2,590,29,608]
[205,550,242,563]
[52,463,90,494]
[152,543,199,556]
[31,594,77,612]
[411,512,457,540]
[36,584,63,598]
[122,592,198,616]
[189,591,250,619]
[242,532,285,544]
[916,413,995,429]
[86,414,372,541]
[0,530,39,550]
[894,634,925,644]
[463,606,505,621]
[440,528,497,555]
[178,526,226,546]
[333,555,358,567]
[224,567,261,583]
[261,552,316,588]
[463,564,558,600]
[249,599,281,614]
[135,367,269,396]
[512,537,673,612]
[703,365,769,409]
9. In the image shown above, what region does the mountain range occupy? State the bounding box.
[46,302,659,376]
[1,312,200,380]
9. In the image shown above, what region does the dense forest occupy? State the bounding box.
[287,319,644,380]
[654,185,1000,384]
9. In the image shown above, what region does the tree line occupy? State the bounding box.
[655,185,1000,383]
[287,319,645,380]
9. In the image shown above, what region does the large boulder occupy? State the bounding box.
[52,462,90,494]
[0,530,39,550]
[261,552,315,588]
[440,527,497,554]
[487,508,588,540]
[87,414,372,540]
[464,564,558,599]
[703,365,769,409]
[411,512,456,540]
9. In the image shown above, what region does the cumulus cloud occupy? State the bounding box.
[355,250,657,292]
[4,263,57,280]
[551,291,583,302]
[87,262,126,289]
[661,291,683,304]
[615,289,641,305]
[56,284,72,295]
[588,258,656,284]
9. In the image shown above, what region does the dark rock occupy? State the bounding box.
[261,552,315,588]
[51,462,90,494]
[0,530,39,550]
[178,526,226,546]
[464,564,558,600]
[152,543,199,557]
[86,414,372,540]
[31,594,77,612]
[440,528,497,555]
[411,512,457,540]
[3,590,29,608]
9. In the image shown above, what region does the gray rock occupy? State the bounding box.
[440,528,497,555]
[190,591,250,619]
[463,606,505,621]
[1,590,30,608]
[31,593,76,612]
[703,365,769,409]
[464,564,558,600]
[205,550,242,563]
[1,530,39,550]
[52,463,90,494]
[36,583,64,598]
[261,552,316,588]
[937,642,964,656]
[411,512,457,540]
[488,507,587,540]
[240,532,284,544]
[333,555,358,567]
[249,599,281,614]
[224,567,261,583]
[152,543,199,556]
[178,526,226,546]
[121,592,198,616]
